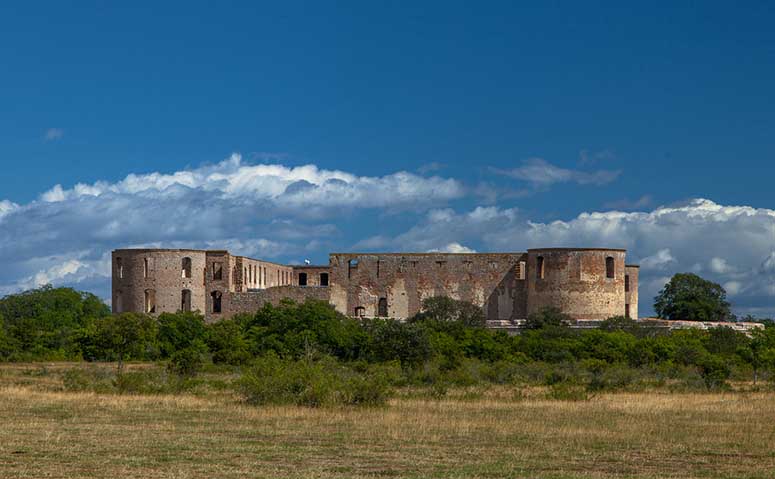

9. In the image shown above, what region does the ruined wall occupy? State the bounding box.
[526,248,627,320]
[218,285,331,320]
[112,249,207,315]
[112,247,637,324]
[292,266,330,287]
[235,257,293,292]
[328,253,528,320]
[625,265,639,319]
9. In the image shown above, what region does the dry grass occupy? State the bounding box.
[1,363,774,478]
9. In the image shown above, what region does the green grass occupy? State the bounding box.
[1,362,774,478]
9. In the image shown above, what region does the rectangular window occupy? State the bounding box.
[116,258,123,279]
[319,272,329,286]
[536,256,545,280]
[625,275,630,292]
[213,262,223,280]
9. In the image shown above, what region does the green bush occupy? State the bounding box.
[238,354,393,407]
[167,341,208,378]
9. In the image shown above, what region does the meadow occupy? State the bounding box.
[2,362,774,479]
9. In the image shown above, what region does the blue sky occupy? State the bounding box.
[1,2,774,317]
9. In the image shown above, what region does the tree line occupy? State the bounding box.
[2,285,775,392]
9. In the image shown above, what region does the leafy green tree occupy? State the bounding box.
[93,313,157,373]
[365,319,432,368]
[0,286,110,359]
[167,340,208,378]
[654,273,732,321]
[241,299,368,360]
[206,318,250,365]
[157,311,207,357]
[737,328,775,384]
[409,296,486,329]
[524,307,572,330]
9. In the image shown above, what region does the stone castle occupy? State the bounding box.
[111,248,640,325]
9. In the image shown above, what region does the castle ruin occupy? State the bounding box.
[111,248,640,326]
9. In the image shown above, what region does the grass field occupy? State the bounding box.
[1,363,774,478]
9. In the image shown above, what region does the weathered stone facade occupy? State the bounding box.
[112,247,639,322]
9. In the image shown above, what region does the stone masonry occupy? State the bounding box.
[112,247,640,324]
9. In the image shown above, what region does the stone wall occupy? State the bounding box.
[526,248,627,320]
[218,285,331,320]
[112,249,208,315]
[292,266,330,287]
[328,253,528,320]
[112,247,639,323]
[625,265,639,320]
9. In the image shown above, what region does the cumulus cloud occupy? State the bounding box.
[3,152,774,318]
[494,158,621,188]
[640,249,676,270]
[362,199,775,316]
[0,155,465,297]
[427,243,477,254]
[44,128,64,141]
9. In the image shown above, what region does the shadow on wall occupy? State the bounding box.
[485,266,526,321]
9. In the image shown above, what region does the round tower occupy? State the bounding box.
[526,248,627,320]
[112,249,207,315]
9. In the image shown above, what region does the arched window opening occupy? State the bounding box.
[378,298,388,317]
[319,273,329,286]
[212,262,223,281]
[143,258,149,278]
[181,289,192,312]
[536,256,545,280]
[354,306,365,318]
[182,257,192,279]
[116,257,123,279]
[606,257,615,279]
[625,275,630,292]
[144,289,156,314]
[298,272,308,286]
[211,291,222,314]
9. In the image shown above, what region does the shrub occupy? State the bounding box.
[547,383,591,401]
[167,341,208,378]
[238,354,392,407]
[206,319,250,365]
[698,355,731,390]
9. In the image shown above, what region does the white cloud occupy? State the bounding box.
[0,155,465,297]
[640,249,676,270]
[427,243,477,254]
[3,151,775,319]
[0,200,18,219]
[495,158,621,188]
[709,257,733,274]
[364,198,775,317]
[37,154,464,211]
[44,128,64,141]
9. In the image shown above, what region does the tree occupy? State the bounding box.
[93,313,157,373]
[409,297,486,329]
[654,273,732,322]
[524,307,572,330]
[157,311,207,357]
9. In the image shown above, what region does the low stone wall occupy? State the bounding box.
[218,285,331,320]
[486,318,765,336]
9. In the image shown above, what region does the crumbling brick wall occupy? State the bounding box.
[328,253,528,320]
[526,248,627,320]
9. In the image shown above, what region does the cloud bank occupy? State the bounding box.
[0,154,464,298]
[357,199,775,316]
[2,154,774,317]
